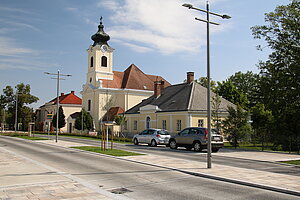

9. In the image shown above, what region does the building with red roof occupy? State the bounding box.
[36,91,82,133]
[81,18,170,130]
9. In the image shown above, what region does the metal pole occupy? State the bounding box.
[206,1,212,169]
[106,125,109,150]
[47,122,50,139]
[56,70,60,143]
[81,109,83,134]
[14,92,18,132]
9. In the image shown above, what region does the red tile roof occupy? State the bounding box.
[101,64,171,90]
[50,91,82,105]
[102,107,125,121]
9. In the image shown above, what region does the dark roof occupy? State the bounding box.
[101,64,171,91]
[125,82,236,114]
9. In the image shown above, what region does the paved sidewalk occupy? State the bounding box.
[0,147,113,200]
[38,140,300,195]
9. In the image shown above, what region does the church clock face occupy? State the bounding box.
[101,45,108,53]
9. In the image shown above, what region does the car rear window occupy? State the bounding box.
[211,129,220,135]
[157,130,170,135]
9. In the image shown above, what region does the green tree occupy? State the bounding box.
[251,103,273,150]
[216,80,248,108]
[227,71,261,108]
[75,109,94,131]
[52,106,66,132]
[195,77,217,92]
[223,105,252,148]
[251,0,300,151]
[0,83,39,130]
[211,93,222,131]
[114,115,127,137]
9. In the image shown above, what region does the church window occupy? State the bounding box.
[101,56,107,67]
[88,100,91,111]
[90,56,93,67]
[146,116,151,129]
[89,77,92,83]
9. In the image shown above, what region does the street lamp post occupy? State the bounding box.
[183,1,231,168]
[14,92,22,132]
[14,92,19,132]
[45,70,71,142]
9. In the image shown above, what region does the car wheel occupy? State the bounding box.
[150,139,157,147]
[133,138,139,145]
[212,148,220,153]
[169,140,177,149]
[193,142,202,152]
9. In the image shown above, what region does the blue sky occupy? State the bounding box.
[0,0,290,109]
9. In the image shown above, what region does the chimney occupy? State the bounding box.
[154,81,162,98]
[60,93,64,96]
[187,72,194,84]
[71,91,75,94]
[160,81,165,93]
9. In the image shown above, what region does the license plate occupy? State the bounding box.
[213,136,220,141]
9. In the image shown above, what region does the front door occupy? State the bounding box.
[69,123,72,133]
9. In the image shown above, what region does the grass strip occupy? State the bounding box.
[71,146,144,156]
[280,160,300,166]
[16,136,48,140]
[61,135,132,144]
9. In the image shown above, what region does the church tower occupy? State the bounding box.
[86,17,114,87]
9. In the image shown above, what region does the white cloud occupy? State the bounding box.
[0,37,47,70]
[114,39,153,53]
[98,0,230,54]
[65,7,78,11]
[0,19,40,32]
[0,7,35,15]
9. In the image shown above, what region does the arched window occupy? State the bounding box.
[101,56,107,67]
[146,116,151,129]
[88,100,91,111]
[89,77,92,83]
[90,56,93,67]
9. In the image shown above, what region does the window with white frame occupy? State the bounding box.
[198,119,204,127]
[162,120,167,130]
[133,120,137,130]
[176,120,182,131]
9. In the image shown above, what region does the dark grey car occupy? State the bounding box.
[168,127,224,152]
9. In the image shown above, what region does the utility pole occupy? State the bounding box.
[183,1,231,168]
[45,70,71,142]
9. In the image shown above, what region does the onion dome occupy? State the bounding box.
[91,17,110,46]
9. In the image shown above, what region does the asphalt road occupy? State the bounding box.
[1,136,299,200]
[39,135,300,177]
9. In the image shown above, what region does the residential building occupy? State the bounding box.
[123,72,236,136]
[36,91,82,133]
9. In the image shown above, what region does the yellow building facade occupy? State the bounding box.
[123,73,236,136]
[81,18,170,130]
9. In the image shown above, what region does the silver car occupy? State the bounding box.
[133,129,171,147]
